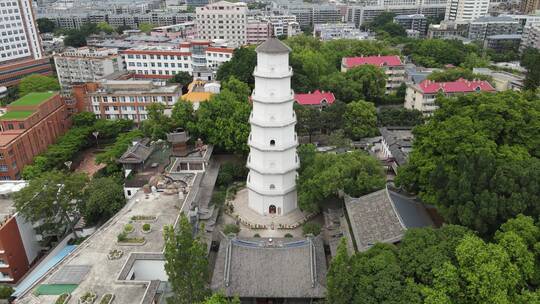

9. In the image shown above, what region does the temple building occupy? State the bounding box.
[246,38,299,216]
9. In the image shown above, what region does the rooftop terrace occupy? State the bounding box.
[0,111,35,121]
[10,92,56,107]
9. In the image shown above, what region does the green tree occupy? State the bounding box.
[343,100,378,140]
[294,103,321,142]
[377,107,424,127]
[13,171,88,239]
[96,129,144,166]
[37,18,56,33]
[96,22,114,34]
[378,22,407,37]
[82,177,126,225]
[302,222,321,236]
[203,293,240,304]
[216,47,257,85]
[18,74,60,97]
[397,91,540,235]
[188,90,251,154]
[427,67,492,82]
[142,103,174,140]
[321,65,387,103]
[220,76,251,100]
[163,214,210,304]
[366,12,397,30]
[403,39,481,68]
[460,52,490,70]
[298,151,385,212]
[72,111,96,127]
[168,71,192,94]
[521,48,540,91]
[326,238,355,304]
[320,100,346,133]
[64,31,87,47]
[115,25,132,34]
[171,100,195,131]
[138,22,154,34]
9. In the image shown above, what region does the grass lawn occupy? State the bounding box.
[10,92,56,106]
[0,110,35,120]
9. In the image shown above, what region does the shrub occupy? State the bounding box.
[284,233,293,238]
[55,293,69,304]
[223,224,240,235]
[253,233,260,238]
[142,223,151,232]
[302,222,321,236]
[99,294,113,304]
[117,232,127,242]
[210,189,226,206]
[124,223,134,233]
[0,285,13,299]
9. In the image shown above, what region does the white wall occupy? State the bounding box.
[130,260,168,281]
[15,213,40,265]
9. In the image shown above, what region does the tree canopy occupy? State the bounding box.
[141,103,173,140]
[321,65,387,103]
[427,67,492,83]
[13,171,88,241]
[403,39,482,68]
[343,100,379,139]
[216,46,257,85]
[18,74,60,97]
[297,147,385,212]
[521,48,540,91]
[37,18,56,33]
[138,22,154,34]
[326,215,540,304]
[82,177,125,225]
[396,91,540,235]
[377,107,424,127]
[163,214,209,304]
[167,71,192,94]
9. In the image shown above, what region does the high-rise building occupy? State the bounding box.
[246,19,272,44]
[520,21,540,51]
[0,0,52,87]
[195,1,248,47]
[247,39,299,216]
[520,0,540,14]
[468,16,520,42]
[445,0,490,23]
[394,14,428,37]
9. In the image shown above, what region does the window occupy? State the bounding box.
[270,139,275,146]
[0,165,7,172]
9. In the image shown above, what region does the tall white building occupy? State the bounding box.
[247,39,299,216]
[0,0,43,64]
[195,1,248,47]
[445,0,490,23]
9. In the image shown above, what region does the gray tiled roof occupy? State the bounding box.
[256,38,292,54]
[118,141,153,164]
[344,187,433,252]
[211,236,327,299]
[379,127,414,166]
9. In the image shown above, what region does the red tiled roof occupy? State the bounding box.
[294,90,336,105]
[417,78,495,94]
[343,55,402,68]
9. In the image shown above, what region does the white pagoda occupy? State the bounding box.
[247,38,299,216]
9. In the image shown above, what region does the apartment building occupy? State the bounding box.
[0,92,71,180]
[313,23,368,41]
[394,14,428,36]
[72,80,181,122]
[195,1,248,47]
[520,0,540,14]
[520,21,540,51]
[468,16,519,42]
[341,55,405,93]
[54,47,125,92]
[405,78,495,115]
[427,21,469,39]
[246,19,272,44]
[262,15,301,38]
[445,0,490,24]
[0,0,52,87]
[346,0,447,28]
[122,40,234,80]
[0,181,41,284]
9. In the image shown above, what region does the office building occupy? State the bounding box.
[0,0,52,87]
[427,21,469,39]
[195,1,248,47]
[405,78,495,115]
[341,55,405,93]
[520,21,540,51]
[313,23,369,40]
[262,15,301,38]
[0,181,41,284]
[54,47,125,92]
[346,0,447,28]
[246,19,272,44]
[520,0,540,14]
[72,79,182,122]
[394,14,428,36]
[468,16,519,41]
[445,0,490,23]
[0,92,71,180]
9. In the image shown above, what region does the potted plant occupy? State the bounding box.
[107,249,123,260]
[79,291,97,304]
[142,223,151,233]
[123,223,134,234]
[55,293,71,304]
[99,293,114,304]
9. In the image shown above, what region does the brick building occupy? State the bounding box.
[341,55,405,93]
[0,92,70,180]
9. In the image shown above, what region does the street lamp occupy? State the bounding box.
[92,131,99,148]
[64,161,72,171]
